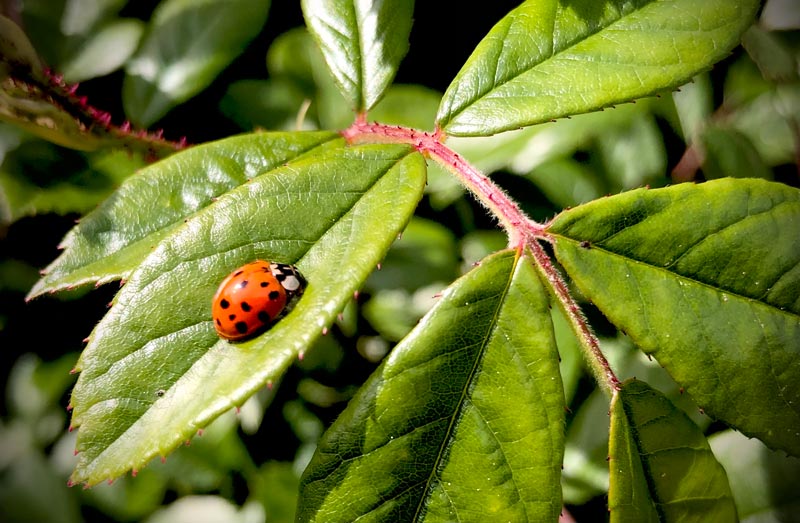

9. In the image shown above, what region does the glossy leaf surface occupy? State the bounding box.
[437,0,760,136]
[299,250,565,522]
[123,0,270,126]
[28,131,338,298]
[548,178,800,456]
[302,0,413,112]
[66,141,427,485]
[608,379,736,522]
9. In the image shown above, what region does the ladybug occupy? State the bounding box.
[212,261,306,341]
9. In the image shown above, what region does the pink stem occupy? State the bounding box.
[342,121,621,393]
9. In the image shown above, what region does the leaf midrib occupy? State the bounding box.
[557,236,799,319]
[411,253,520,522]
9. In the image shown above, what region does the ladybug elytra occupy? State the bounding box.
[212,261,306,341]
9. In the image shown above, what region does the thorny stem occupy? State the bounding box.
[343,121,621,395]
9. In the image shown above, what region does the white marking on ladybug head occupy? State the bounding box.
[282,275,300,291]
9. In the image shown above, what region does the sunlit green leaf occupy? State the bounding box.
[123,0,270,126]
[28,131,338,298]
[299,250,565,522]
[302,0,414,112]
[437,0,760,136]
[548,178,800,456]
[66,142,426,486]
[608,379,736,522]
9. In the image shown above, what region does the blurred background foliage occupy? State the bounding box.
[1,1,799,521]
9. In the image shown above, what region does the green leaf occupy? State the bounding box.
[1,142,144,226]
[741,25,799,83]
[123,0,271,126]
[437,0,760,136]
[67,142,426,486]
[548,178,800,456]
[608,379,736,522]
[28,131,338,298]
[709,429,800,522]
[60,19,144,83]
[298,250,565,522]
[301,0,414,112]
[699,126,772,180]
[724,84,800,166]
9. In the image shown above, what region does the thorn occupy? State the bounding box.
[235,406,241,415]
[120,121,131,132]
[107,479,114,485]
[131,469,138,477]
[298,351,305,361]
[160,456,166,464]
[70,366,78,374]
[68,426,74,432]
[679,387,685,394]
[432,293,442,299]
[73,449,79,456]
[353,290,360,300]
[67,479,75,487]
[82,483,90,490]
[82,336,90,343]
[185,440,191,446]
[322,327,328,336]
[376,263,382,270]
[39,268,47,275]
[337,313,344,322]
[66,403,73,411]
[267,381,274,390]
[197,429,203,436]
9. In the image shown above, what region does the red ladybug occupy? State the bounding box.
[212,261,306,341]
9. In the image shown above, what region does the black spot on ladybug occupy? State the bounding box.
[269,290,280,300]
[260,281,269,287]
[234,270,244,277]
[258,311,270,323]
[235,321,248,334]
[241,301,252,312]
[215,318,221,326]
[220,299,230,309]
[236,280,249,289]
[228,314,236,321]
